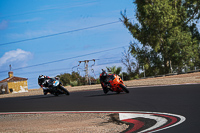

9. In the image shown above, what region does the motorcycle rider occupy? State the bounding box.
[100,69,110,94]
[100,69,107,82]
[38,75,52,95]
[38,75,70,96]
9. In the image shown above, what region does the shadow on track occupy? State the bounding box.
[86,92,127,98]
[23,94,67,100]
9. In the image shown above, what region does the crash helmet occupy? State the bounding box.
[55,77,60,80]
[38,75,44,79]
[101,69,107,77]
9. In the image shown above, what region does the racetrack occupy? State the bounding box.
[0,84,199,132]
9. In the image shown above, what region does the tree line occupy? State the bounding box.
[56,66,139,86]
[56,72,98,86]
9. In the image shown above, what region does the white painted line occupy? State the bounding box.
[119,113,168,133]
[119,111,186,133]
[149,113,186,133]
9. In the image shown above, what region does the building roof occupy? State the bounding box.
[0,76,28,83]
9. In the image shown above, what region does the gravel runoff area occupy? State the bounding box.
[0,113,128,133]
[0,72,199,133]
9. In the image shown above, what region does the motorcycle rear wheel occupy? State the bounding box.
[53,92,59,96]
[119,84,129,93]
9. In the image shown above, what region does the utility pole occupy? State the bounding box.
[78,59,95,85]
[143,65,145,78]
[9,64,12,71]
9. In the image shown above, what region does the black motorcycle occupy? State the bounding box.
[48,78,70,96]
[39,77,70,96]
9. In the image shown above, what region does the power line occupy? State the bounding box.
[0,18,133,46]
[96,60,121,66]
[0,1,97,19]
[15,60,122,89]
[15,67,72,75]
[11,60,121,77]
[11,58,122,75]
[0,45,128,74]
[25,59,122,89]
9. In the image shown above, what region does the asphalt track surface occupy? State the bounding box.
[0,84,199,133]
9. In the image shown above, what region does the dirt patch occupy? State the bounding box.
[124,72,200,87]
[0,113,128,133]
[196,76,200,79]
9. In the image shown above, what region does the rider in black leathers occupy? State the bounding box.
[38,75,52,95]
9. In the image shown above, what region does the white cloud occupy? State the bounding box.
[0,49,33,68]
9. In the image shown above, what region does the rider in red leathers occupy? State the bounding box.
[100,69,110,94]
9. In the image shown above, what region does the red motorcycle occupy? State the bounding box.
[100,73,129,94]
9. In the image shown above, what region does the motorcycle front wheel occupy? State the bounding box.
[59,86,70,95]
[101,83,108,94]
[119,84,129,93]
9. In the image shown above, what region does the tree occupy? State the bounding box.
[57,72,86,86]
[106,66,122,75]
[121,48,141,78]
[121,0,200,74]
[130,42,164,76]
[57,73,71,86]
[121,49,136,74]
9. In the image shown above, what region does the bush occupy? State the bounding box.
[70,80,78,87]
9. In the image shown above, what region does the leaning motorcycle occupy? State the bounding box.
[44,78,70,96]
[100,74,129,94]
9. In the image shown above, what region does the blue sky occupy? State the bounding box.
[0,0,137,89]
